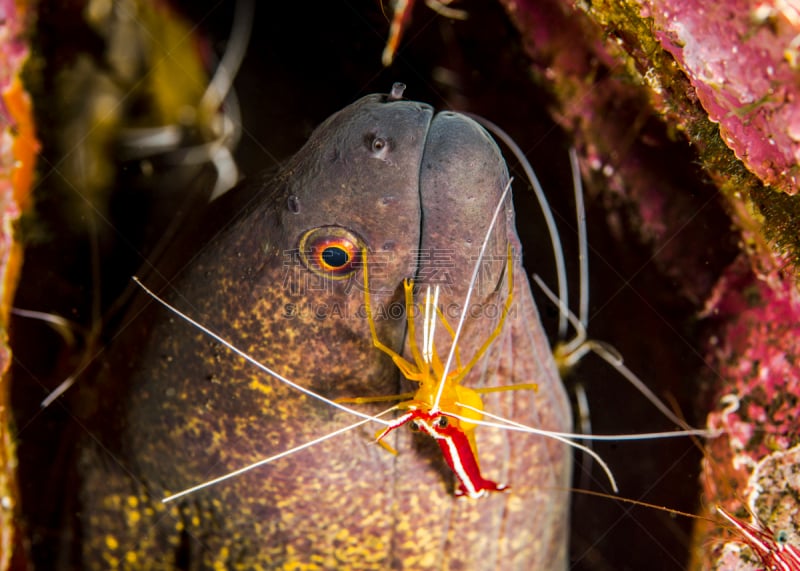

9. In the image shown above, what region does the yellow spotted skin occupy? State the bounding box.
[75,93,571,569]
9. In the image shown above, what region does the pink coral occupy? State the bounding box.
[642,0,800,194]
[701,256,800,568]
[0,1,36,570]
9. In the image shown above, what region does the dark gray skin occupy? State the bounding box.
[76,89,572,570]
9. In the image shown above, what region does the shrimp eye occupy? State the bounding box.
[434,416,449,429]
[298,226,363,280]
[777,530,789,545]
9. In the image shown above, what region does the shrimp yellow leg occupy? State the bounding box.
[458,245,515,380]
[361,248,423,381]
[337,250,426,407]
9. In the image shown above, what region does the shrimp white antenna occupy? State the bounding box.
[199,0,254,114]
[556,148,594,360]
[432,178,513,412]
[422,285,440,364]
[41,372,79,409]
[447,405,618,492]
[450,404,715,492]
[11,308,79,345]
[11,307,85,408]
[571,147,589,329]
[464,113,569,337]
[163,408,395,503]
[132,277,392,427]
[201,0,252,200]
[36,157,105,407]
[532,274,693,431]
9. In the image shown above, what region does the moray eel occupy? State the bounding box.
[76,86,572,570]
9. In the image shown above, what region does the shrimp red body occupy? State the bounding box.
[377,408,507,499]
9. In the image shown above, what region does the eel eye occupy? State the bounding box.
[320,243,352,270]
[434,416,449,429]
[298,226,363,279]
[409,420,421,432]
